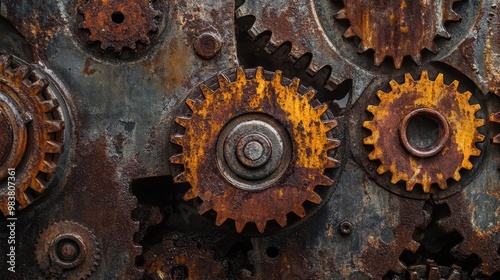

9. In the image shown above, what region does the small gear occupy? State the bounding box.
[35,221,100,279]
[78,0,160,53]
[398,261,467,280]
[336,0,462,68]
[490,111,500,144]
[169,67,340,233]
[0,53,65,215]
[363,71,485,193]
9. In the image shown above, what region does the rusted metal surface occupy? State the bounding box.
[169,67,340,233]
[363,72,485,193]
[336,0,461,68]
[78,0,161,53]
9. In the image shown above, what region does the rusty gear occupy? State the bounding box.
[78,0,160,53]
[35,221,100,279]
[336,0,462,68]
[400,261,466,280]
[490,111,500,144]
[170,67,340,233]
[0,53,65,215]
[363,71,485,193]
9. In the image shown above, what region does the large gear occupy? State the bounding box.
[363,71,485,193]
[77,0,160,53]
[169,67,340,233]
[35,221,100,279]
[336,0,462,68]
[0,53,65,215]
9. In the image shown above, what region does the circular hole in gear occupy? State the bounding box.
[266,246,280,258]
[171,265,189,280]
[111,11,125,24]
[406,114,440,150]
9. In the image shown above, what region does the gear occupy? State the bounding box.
[35,221,100,279]
[0,53,65,216]
[169,67,340,233]
[78,0,160,53]
[490,111,500,144]
[336,0,462,68]
[363,71,485,193]
[398,261,467,280]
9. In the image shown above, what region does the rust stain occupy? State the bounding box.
[83,58,97,75]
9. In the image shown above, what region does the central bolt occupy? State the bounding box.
[236,133,272,169]
[56,239,80,262]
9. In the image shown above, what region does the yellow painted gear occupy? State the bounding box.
[170,67,339,233]
[363,71,485,193]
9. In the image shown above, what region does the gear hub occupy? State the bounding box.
[169,67,340,233]
[78,0,160,53]
[0,54,66,215]
[336,0,462,68]
[363,71,485,193]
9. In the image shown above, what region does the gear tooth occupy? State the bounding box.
[363,120,374,131]
[325,138,340,150]
[376,164,388,174]
[405,179,416,191]
[255,221,267,233]
[422,180,432,193]
[217,73,232,89]
[428,42,438,53]
[435,73,445,84]
[255,67,265,80]
[235,220,247,233]
[366,105,378,114]
[471,104,481,113]
[368,150,380,160]
[392,260,407,274]
[428,264,441,279]
[394,56,404,69]
[170,134,184,146]
[407,240,420,253]
[197,200,212,214]
[31,178,47,193]
[315,103,329,115]
[45,120,64,133]
[173,172,186,183]
[0,55,10,73]
[390,80,401,90]
[185,98,198,111]
[288,78,300,92]
[475,132,485,142]
[437,178,448,190]
[175,117,190,128]
[318,175,334,186]
[420,71,430,81]
[169,154,184,165]
[303,89,315,102]
[493,134,500,144]
[275,215,287,228]
[39,160,57,174]
[373,53,385,67]
[308,192,322,204]
[183,188,198,201]
[215,213,228,226]
[335,8,348,19]
[293,205,306,218]
[471,147,482,157]
[13,65,30,81]
[199,83,214,100]
[363,135,375,145]
[271,70,283,85]
[17,191,31,207]
[452,171,461,181]
[462,160,473,170]
[450,80,459,90]
[438,29,452,39]
[358,43,369,53]
[391,173,401,184]
[449,11,461,21]
[45,140,63,153]
[343,27,356,38]
[29,79,49,96]
[323,119,338,131]
[463,91,472,99]
[325,157,339,168]
[236,67,247,84]
[412,53,422,65]
[39,100,58,113]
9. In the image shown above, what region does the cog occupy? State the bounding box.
[336,0,462,68]
[0,53,65,216]
[169,67,340,233]
[363,71,485,193]
[35,221,100,279]
[402,261,466,280]
[78,0,160,53]
[490,111,500,144]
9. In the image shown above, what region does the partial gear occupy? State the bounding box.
[336,0,462,68]
[363,71,485,193]
[35,221,100,279]
[0,53,65,215]
[490,111,500,144]
[392,261,467,280]
[169,67,340,233]
[77,0,160,53]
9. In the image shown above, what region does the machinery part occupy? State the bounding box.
[336,0,462,68]
[491,111,500,144]
[194,31,223,59]
[394,261,467,280]
[0,53,65,215]
[363,71,485,193]
[35,221,100,279]
[170,67,340,233]
[338,220,353,236]
[143,235,225,280]
[77,0,160,53]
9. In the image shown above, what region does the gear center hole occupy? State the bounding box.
[111,11,125,24]
[407,115,440,150]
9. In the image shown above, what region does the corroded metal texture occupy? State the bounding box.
[363,72,485,193]
[170,67,340,233]
[78,0,160,53]
[336,0,461,68]
[0,54,65,215]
